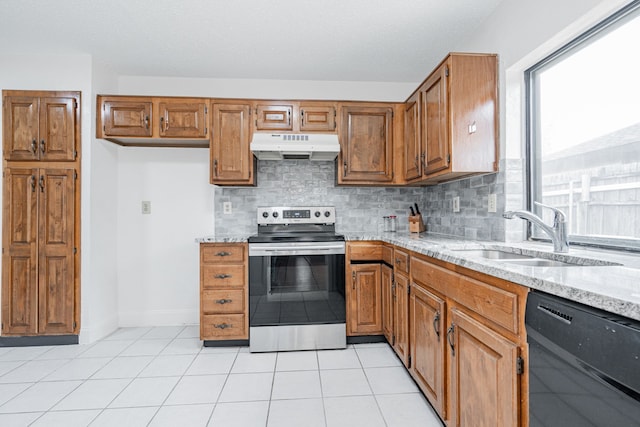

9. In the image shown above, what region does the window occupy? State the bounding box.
[526,0,640,250]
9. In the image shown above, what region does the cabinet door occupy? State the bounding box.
[381,264,393,343]
[211,103,254,184]
[300,105,336,132]
[3,96,40,161]
[404,96,421,181]
[422,62,450,175]
[102,99,152,137]
[38,168,76,334]
[347,263,382,335]
[1,168,39,335]
[159,101,208,138]
[255,104,293,131]
[39,97,76,161]
[393,273,409,366]
[410,283,446,418]
[448,307,519,427]
[339,106,393,183]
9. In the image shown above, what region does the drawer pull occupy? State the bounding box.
[433,311,441,340]
[216,251,231,257]
[215,299,233,305]
[395,258,401,264]
[214,323,232,329]
[214,274,232,279]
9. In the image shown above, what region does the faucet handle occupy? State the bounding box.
[534,201,566,222]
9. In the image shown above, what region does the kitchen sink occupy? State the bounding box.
[452,248,582,267]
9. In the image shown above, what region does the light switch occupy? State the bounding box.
[141,201,151,214]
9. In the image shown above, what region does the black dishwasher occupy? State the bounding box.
[526,290,640,427]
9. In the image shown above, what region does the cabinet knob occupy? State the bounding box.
[215,299,233,305]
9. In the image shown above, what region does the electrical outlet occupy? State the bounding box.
[141,201,151,215]
[453,196,460,213]
[223,201,232,215]
[488,194,497,213]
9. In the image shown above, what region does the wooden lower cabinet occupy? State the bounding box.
[2,167,77,336]
[199,243,248,341]
[448,306,520,427]
[392,271,409,366]
[409,253,527,426]
[410,281,446,418]
[346,263,382,335]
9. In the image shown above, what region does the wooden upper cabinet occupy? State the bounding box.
[405,53,498,184]
[404,94,421,181]
[338,104,394,184]
[300,104,336,132]
[422,62,450,175]
[210,102,254,185]
[97,96,209,146]
[3,93,78,162]
[255,104,293,131]
[159,101,207,138]
[101,98,153,137]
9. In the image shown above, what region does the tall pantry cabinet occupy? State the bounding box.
[2,90,81,337]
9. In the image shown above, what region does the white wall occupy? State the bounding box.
[115,147,213,326]
[85,59,120,342]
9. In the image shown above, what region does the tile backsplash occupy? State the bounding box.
[213,159,513,241]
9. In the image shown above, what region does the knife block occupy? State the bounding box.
[409,215,426,233]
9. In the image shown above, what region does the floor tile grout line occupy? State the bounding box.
[355,343,390,427]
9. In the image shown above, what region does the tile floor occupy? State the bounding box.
[0,326,444,426]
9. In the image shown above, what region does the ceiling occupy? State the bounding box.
[0,0,503,83]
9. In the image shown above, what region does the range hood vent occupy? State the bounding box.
[250,133,340,161]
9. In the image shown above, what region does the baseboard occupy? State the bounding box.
[118,308,199,327]
[79,312,119,344]
[0,335,79,347]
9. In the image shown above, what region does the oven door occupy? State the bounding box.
[248,241,346,351]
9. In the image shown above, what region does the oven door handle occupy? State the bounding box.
[249,243,345,257]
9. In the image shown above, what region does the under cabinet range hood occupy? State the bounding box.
[250,133,340,161]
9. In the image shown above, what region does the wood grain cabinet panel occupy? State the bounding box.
[159,101,207,138]
[210,103,254,185]
[338,105,393,184]
[200,243,248,341]
[2,167,76,336]
[404,94,421,181]
[410,282,446,419]
[300,105,336,132]
[255,104,293,131]
[392,271,409,366]
[347,263,382,335]
[102,99,153,137]
[3,95,77,161]
[381,263,393,343]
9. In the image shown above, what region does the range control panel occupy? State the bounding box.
[257,206,336,225]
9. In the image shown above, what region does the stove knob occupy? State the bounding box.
[272,212,279,218]
[314,211,321,218]
[262,211,269,218]
[324,211,331,218]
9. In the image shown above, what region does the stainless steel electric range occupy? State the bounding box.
[248,206,346,352]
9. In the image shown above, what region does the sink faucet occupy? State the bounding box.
[503,202,569,253]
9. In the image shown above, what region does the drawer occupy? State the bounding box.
[202,289,245,314]
[394,249,410,274]
[201,314,247,340]
[201,265,245,288]
[348,242,382,261]
[411,256,455,296]
[201,244,245,264]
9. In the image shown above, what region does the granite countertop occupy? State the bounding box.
[196,232,640,321]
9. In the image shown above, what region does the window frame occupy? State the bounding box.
[524,0,640,252]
